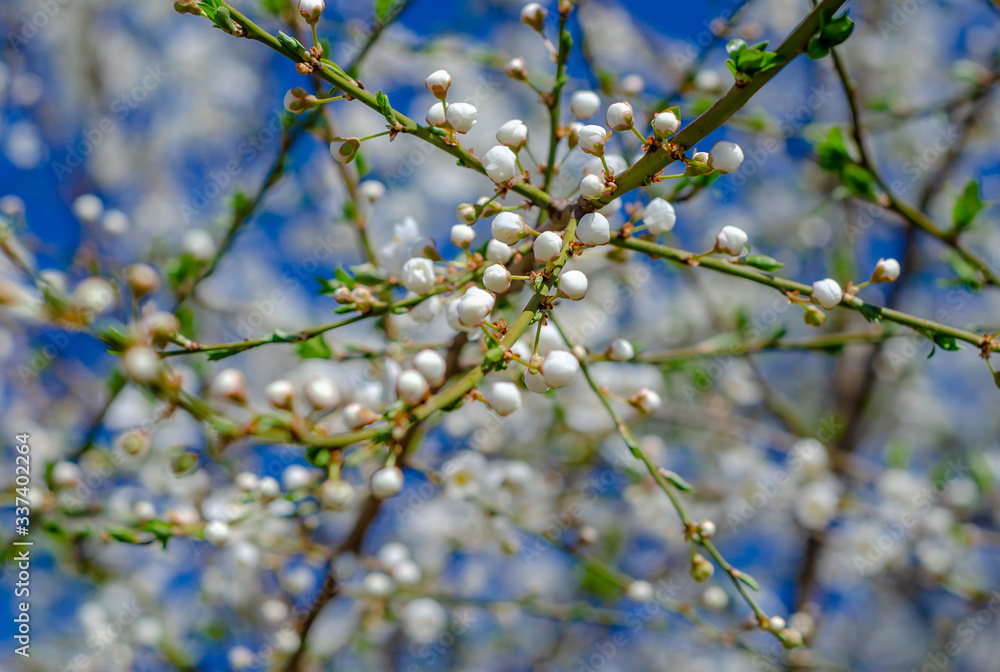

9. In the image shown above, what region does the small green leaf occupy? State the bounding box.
[952,180,987,232]
[295,334,333,360]
[741,255,785,272]
[734,571,761,592]
[660,469,694,493]
[857,303,883,323]
[373,0,394,22]
[932,333,962,352]
[334,266,356,289]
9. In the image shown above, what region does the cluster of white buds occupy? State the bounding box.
[491,212,530,245]
[643,198,676,234]
[811,278,843,310]
[870,257,900,283]
[715,225,748,256]
[533,231,563,263]
[283,87,318,114]
[483,263,512,293]
[577,213,610,246]
[482,145,518,183]
[570,91,601,119]
[606,101,634,132]
[298,0,325,24]
[709,141,745,174]
[401,257,436,295]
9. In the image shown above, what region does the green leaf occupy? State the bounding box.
[952,180,987,232]
[741,255,784,272]
[734,571,761,592]
[334,266,356,289]
[806,38,830,60]
[375,90,396,127]
[932,333,962,352]
[350,264,386,286]
[819,11,855,47]
[660,469,694,493]
[815,127,851,170]
[840,163,879,201]
[857,303,883,323]
[373,0,394,22]
[295,334,333,360]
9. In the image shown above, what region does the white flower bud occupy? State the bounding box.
[768,616,786,632]
[520,2,547,31]
[52,461,81,488]
[363,571,394,595]
[577,212,610,246]
[414,349,447,386]
[533,231,563,263]
[482,145,518,183]
[486,239,513,263]
[298,0,324,24]
[652,110,680,137]
[203,520,230,545]
[496,119,529,150]
[393,560,422,586]
[457,287,496,328]
[632,388,661,414]
[426,102,447,126]
[125,263,160,298]
[182,229,216,261]
[626,580,654,601]
[871,257,900,283]
[715,225,748,255]
[483,263,512,293]
[605,101,634,131]
[523,367,549,394]
[73,277,116,315]
[697,520,716,539]
[580,174,605,200]
[371,466,404,499]
[578,124,609,156]
[709,141,744,174]
[319,479,353,510]
[211,368,247,404]
[101,209,129,235]
[607,338,634,361]
[542,350,579,388]
[401,257,436,295]
[331,138,360,164]
[424,69,451,100]
[123,346,160,383]
[343,402,378,429]
[570,91,601,119]
[505,57,528,80]
[235,472,259,491]
[487,381,522,416]
[144,311,179,348]
[396,370,429,404]
[621,73,644,95]
[491,212,528,245]
[695,69,722,92]
[72,194,103,224]
[377,542,409,569]
[702,586,729,610]
[643,198,676,234]
[558,270,588,300]
[283,87,317,114]
[358,180,385,202]
[258,477,281,499]
[445,102,478,133]
[450,224,476,247]
[811,278,843,310]
[402,598,447,644]
[304,376,341,410]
